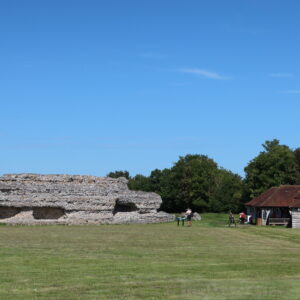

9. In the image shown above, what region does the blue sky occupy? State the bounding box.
[0,0,299,177]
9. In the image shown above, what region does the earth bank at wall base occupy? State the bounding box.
[0,174,174,224]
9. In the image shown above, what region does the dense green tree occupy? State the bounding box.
[152,168,178,212]
[107,140,300,213]
[128,154,245,213]
[107,170,130,180]
[128,174,152,191]
[210,169,244,213]
[165,154,220,212]
[244,139,300,198]
[148,169,164,193]
[295,148,300,176]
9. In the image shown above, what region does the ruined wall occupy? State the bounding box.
[0,174,173,224]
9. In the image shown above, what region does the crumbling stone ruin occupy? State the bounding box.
[0,174,174,224]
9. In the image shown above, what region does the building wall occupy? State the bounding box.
[291,210,300,228]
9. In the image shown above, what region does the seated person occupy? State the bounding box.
[239,212,246,224]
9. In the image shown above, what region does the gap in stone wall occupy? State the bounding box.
[33,207,65,220]
[113,200,138,215]
[0,206,21,219]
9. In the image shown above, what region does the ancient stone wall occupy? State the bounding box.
[0,174,173,224]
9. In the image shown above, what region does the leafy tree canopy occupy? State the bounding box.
[295,148,300,172]
[168,154,219,212]
[244,139,300,198]
[107,139,300,213]
[128,174,152,191]
[128,154,244,213]
[210,168,244,213]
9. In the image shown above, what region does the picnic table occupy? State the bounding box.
[176,216,187,226]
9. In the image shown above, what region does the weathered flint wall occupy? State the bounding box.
[0,174,174,224]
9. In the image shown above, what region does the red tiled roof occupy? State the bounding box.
[245,185,300,207]
[289,198,300,208]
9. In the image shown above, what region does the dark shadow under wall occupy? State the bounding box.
[113,200,138,215]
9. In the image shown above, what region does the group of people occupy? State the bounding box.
[176,209,252,227]
[176,208,193,226]
[228,211,252,227]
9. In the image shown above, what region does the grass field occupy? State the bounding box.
[0,214,300,300]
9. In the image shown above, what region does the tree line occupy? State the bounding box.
[107,139,300,213]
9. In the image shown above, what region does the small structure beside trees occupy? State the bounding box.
[245,185,300,228]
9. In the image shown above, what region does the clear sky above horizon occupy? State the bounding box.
[1,0,299,178]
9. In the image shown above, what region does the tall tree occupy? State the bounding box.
[128,154,245,213]
[128,174,152,191]
[295,148,300,175]
[210,169,244,213]
[244,139,299,198]
[167,154,219,212]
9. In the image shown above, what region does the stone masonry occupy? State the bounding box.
[0,174,174,224]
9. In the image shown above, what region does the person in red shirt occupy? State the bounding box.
[239,212,246,224]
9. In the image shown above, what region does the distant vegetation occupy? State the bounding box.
[108,139,300,213]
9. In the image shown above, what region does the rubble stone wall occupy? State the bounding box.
[0,174,174,224]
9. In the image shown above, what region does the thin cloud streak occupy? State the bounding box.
[270,73,294,78]
[179,68,230,80]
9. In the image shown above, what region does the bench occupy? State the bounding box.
[269,218,290,226]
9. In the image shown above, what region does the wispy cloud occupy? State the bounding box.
[279,90,300,94]
[270,73,294,78]
[179,68,230,80]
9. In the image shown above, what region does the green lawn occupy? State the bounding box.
[0,214,300,299]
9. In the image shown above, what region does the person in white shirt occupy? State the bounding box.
[186,208,193,227]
